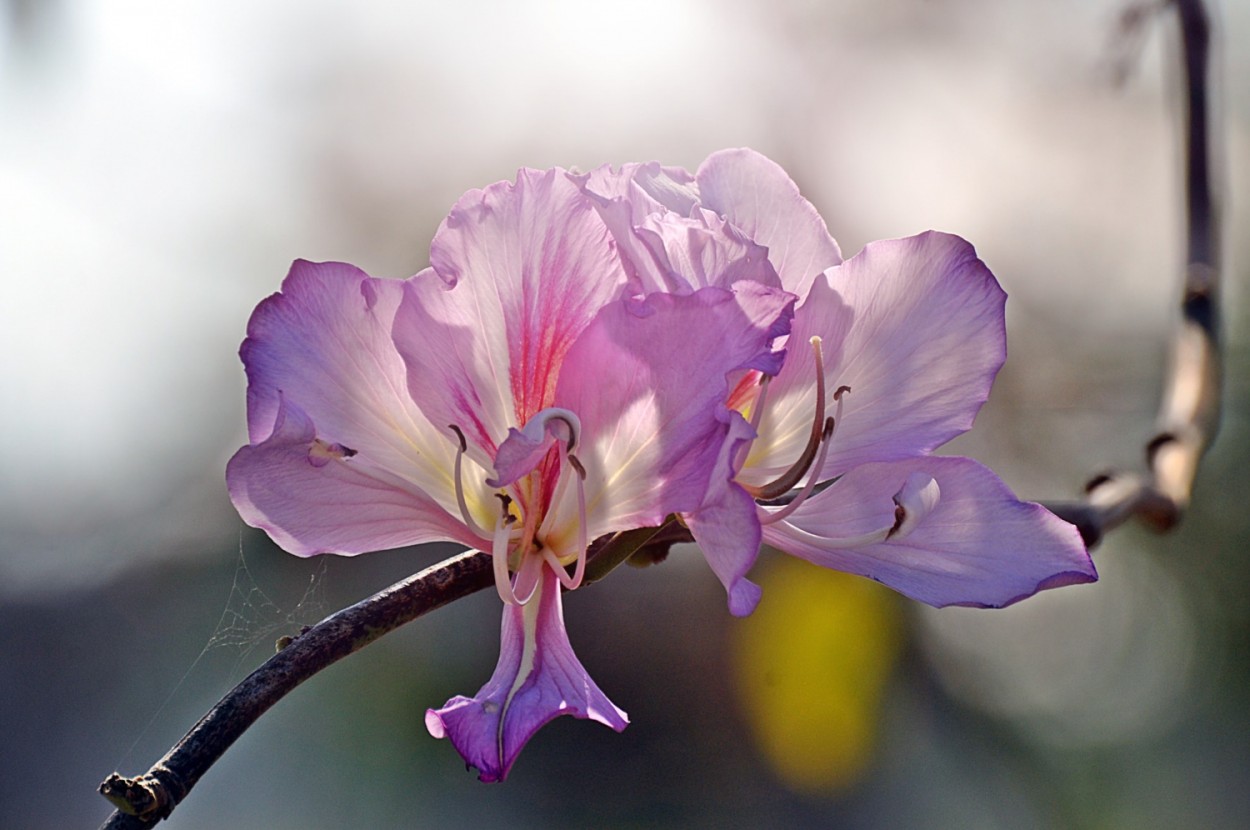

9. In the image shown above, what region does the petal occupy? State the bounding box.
[227,395,478,555]
[634,206,782,292]
[234,260,473,545]
[762,456,1097,609]
[696,148,842,298]
[743,232,1008,485]
[425,564,628,782]
[394,168,630,464]
[571,162,701,294]
[573,161,699,215]
[546,283,795,547]
[683,411,765,617]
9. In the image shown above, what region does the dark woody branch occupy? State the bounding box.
[96,525,672,830]
[97,549,494,829]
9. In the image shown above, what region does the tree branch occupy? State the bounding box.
[1045,0,1221,546]
[96,523,671,829]
[97,549,494,828]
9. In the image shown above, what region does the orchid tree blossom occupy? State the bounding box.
[227,167,795,781]
[578,148,1097,617]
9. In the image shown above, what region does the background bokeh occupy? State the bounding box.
[3,1,1248,827]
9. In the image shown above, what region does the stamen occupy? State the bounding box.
[750,336,828,500]
[492,502,521,606]
[569,451,589,590]
[759,416,834,525]
[449,425,491,542]
[885,473,941,540]
[769,473,941,549]
[535,446,589,591]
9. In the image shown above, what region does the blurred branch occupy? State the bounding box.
[96,525,665,829]
[1045,0,1221,547]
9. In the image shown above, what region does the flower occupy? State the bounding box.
[576,148,1097,617]
[226,167,795,780]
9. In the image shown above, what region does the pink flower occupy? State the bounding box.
[226,168,794,780]
[577,148,1097,617]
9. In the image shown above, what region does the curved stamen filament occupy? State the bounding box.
[492,495,520,606]
[750,336,828,501]
[759,416,835,525]
[536,446,589,591]
[569,454,588,589]
[564,453,591,590]
[449,425,491,542]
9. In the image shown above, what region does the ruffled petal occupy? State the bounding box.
[393,168,630,464]
[239,259,461,508]
[743,232,1007,485]
[695,148,842,298]
[762,456,1097,609]
[683,411,765,616]
[571,162,701,295]
[635,206,782,292]
[425,564,628,782]
[227,395,479,555]
[545,283,795,549]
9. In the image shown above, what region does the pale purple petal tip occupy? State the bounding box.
[764,456,1097,609]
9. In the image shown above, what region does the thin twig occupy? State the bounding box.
[96,525,668,828]
[1045,0,1221,546]
[97,549,494,829]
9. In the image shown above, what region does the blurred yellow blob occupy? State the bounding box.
[733,555,904,795]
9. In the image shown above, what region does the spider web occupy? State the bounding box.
[114,540,330,770]
[203,549,331,675]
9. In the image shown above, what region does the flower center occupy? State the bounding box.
[452,409,591,607]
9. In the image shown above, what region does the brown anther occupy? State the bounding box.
[834,385,851,400]
[449,424,468,453]
[568,453,587,480]
[887,503,907,539]
[495,493,516,524]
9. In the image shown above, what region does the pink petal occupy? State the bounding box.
[762,456,1097,609]
[574,162,783,295]
[573,161,699,215]
[394,168,630,462]
[231,260,475,552]
[695,148,842,298]
[743,232,1008,485]
[242,260,458,489]
[548,283,795,540]
[683,411,765,616]
[227,395,478,555]
[571,162,701,294]
[635,206,782,292]
[425,563,628,782]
